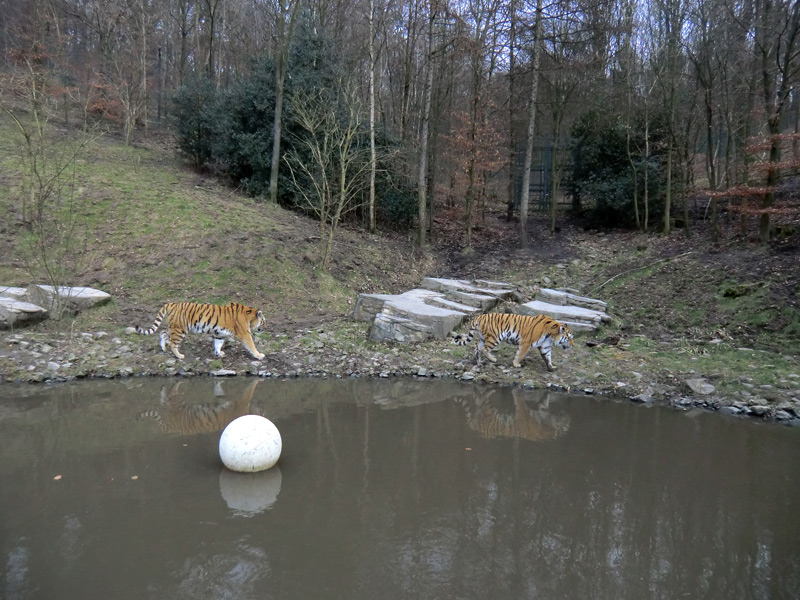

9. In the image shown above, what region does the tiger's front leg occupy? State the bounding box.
[213,337,226,357]
[539,346,556,371]
[239,330,265,361]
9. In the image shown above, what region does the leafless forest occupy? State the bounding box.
[2,0,799,247]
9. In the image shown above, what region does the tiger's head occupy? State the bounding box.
[252,309,268,333]
[556,324,574,350]
[239,304,267,333]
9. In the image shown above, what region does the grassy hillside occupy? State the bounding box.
[0,123,434,331]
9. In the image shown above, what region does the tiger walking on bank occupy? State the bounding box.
[453,313,574,371]
[132,301,267,360]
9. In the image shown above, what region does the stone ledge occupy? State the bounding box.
[0,284,113,328]
[355,279,611,343]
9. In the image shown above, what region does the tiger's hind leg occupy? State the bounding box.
[512,344,533,369]
[167,329,186,360]
[477,331,498,365]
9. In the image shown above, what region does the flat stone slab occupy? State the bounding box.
[420,277,516,301]
[380,289,474,340]
[0,286,28,300]
[370,313,435,343]
[536,288,608,311]
[26,285,112,319]
[0,297,48,329]
[518,300,610,326]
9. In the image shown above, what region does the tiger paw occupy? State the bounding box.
[216,350,226,357]
[253,352,265,361]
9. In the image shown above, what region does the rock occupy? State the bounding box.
[369,313,435,343]
[536,288,608,311]
[631,387,655,403]
[212,369,237,377]
[0,297,48,329]
[219,415,282,473]
[25,285,111,320]
[0,286,28,300]
[685,378,716,395]
[718,406,741,416]
[516,300,608,331]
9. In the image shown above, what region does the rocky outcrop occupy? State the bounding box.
[354,278,611,343]
[353,278,517,343]
[0,297,49,329]
[0,285,112,329]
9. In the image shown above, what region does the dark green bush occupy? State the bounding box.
[172,75,220,169]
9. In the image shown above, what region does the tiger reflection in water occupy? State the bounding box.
[459,388,570,442]
[138,379,261,435]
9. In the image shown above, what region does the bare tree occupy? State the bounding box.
[519,0,543,249]
[2,52,101,318]
[284,86,371,268]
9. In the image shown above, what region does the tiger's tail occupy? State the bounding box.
[135,304,170,335]
[452,318,479,346]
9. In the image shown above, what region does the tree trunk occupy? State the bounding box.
[269,0,299,204]
[416,2,435,248]
[519,0,543,249]
[368,0,377,233]
[506,0,517,222]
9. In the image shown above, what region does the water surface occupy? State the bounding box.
[1,378,799,599]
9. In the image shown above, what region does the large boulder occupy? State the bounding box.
[25,285,112,319]
[0,297,48,329]
[370,313,435,343]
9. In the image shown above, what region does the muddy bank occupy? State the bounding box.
[2,318,799,426]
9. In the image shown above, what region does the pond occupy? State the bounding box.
[1,378,799,600]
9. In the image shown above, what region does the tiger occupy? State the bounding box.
[453,313,574,371]
[132,301,267,360]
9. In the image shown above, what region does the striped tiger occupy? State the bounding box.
[133,301,267,360]
[138,380,260,435]
[453,313,573,371]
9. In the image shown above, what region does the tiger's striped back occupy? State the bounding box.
[133,301,267,360]
[453,313,573,371]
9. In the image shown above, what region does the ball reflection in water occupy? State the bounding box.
[219,467,282,516]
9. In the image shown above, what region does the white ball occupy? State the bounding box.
[219,415,282,473]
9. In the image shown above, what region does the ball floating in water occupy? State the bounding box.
[219,415,282,473]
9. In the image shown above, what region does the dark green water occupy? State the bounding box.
[1,378,798,599]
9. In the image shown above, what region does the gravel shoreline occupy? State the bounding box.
[3,324,799,426]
